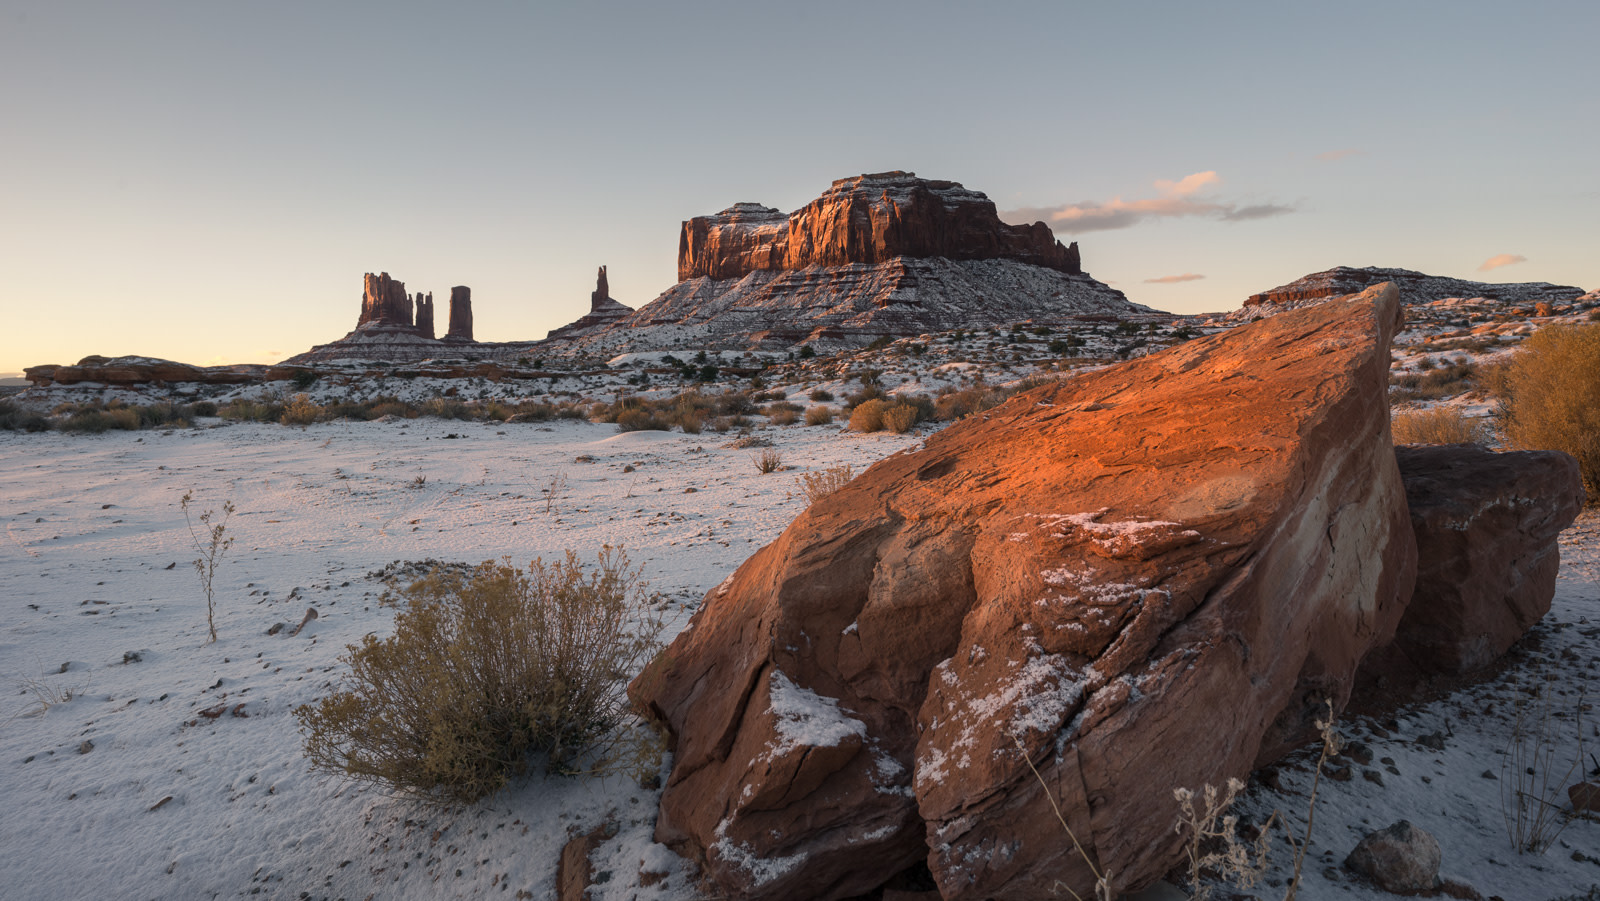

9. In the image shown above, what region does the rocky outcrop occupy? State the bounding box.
[1234,266,1585,320]
[1388,444,1582,673]
[533,257,1142,358]
[446,287,473,342]
[283,274,482,364]
[679,171,1082,281]
[630,284,1417,900]
[359,272,415,327]
[24,356,262,387]
[521,172,1134,357]
[415,293,435,339]
[546,266,636,341]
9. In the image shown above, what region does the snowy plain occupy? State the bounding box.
[0,413,1596,901]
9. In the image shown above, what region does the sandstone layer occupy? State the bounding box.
[1234,266,1584,320]
[1389,444,1582,672]
[631,284,1417,900]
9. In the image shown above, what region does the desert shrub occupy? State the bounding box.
[767,405,800,426]
[1388,358,1476,402]
[796,464,854,503]
[1494,322,1600,499]
[844,384,885,409]
[808,388,834,402]
[804,405,834,426]
[59,409,134,433]
[189,401,219,417]
[616,408,671,432]
[932,386,1005,421]
[715,392,757,416]
[881,403,917,434]
[849,398,888,432]
[0,402,51,432]
[280,393,324,426]
[220,398,284,422]
[296,550,663,803]
[420,397,472,420]
[1391,407,1490,445]
[136,402,189,428]
[752,448,784,474]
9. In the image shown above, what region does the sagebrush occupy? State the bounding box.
[796,464,854,503]
[1391,406,1490,446]
[1492,322,1600,499]
[296,549,664,803]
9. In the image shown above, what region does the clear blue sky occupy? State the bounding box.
[3,1,1596,375]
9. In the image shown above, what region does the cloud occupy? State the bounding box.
[1001,171,1294,234]
[1478,253,1527,272]
[1315,148,1365,162]
[1144,273,1206,284]
[1220,203,1295,222]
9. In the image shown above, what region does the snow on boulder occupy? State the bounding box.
[630,284,1419,900]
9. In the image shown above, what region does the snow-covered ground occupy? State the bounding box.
[0,418,920,901]
[1,409,1596,901]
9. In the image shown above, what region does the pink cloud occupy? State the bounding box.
[1478,253,1527,272]
[1144,273,1206,284]
[1001,172,1293,234]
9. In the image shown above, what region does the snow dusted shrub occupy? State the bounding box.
[795,464,853,504]
[296,549,663,803]
[1493,322,1600,499]
[804,405,834,426]
[1391,406,1491,446]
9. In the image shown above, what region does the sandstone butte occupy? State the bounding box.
[633,284,1511,900]
[677,171,1082,282]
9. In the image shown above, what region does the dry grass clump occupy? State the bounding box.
[1391,407,1491,446]
[804,405,835,426]
[280,393,325,426]
[849,397,924,433]
[764,401,803,426]
[617,408,672,432]
[296,549,663,803]
[1389,357,1477,402]
[1492,322,1600,499]
[796,464,853,503]
[752,448,784,474]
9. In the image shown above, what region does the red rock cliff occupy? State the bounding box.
[678,171,1081,281]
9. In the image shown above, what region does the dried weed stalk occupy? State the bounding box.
[180,490,235,643]
[1501,680,1587,854]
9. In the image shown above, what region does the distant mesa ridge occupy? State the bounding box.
[1235,265,1585,319]
[678,170,1082,281]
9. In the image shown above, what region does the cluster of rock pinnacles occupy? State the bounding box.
[627,284,1584,900]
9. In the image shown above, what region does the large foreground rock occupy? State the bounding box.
[631,284,1417,899]
[1389,444,1582,672]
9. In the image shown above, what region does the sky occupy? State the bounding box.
[2,0,1596,376]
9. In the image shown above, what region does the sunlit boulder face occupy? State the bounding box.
[631,284,1420,900]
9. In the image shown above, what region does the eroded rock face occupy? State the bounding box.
[1235,266,1584,320]
[24,356,261,386]
[630,284,1417,900]
[415,293,435,340]
[1389,444,1582,672]
[678,171,1082,281]
[446,286,473,342]
[359,272,414,327]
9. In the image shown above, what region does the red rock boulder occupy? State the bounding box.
[631,284,1417,900]
[1389,444,1582,672]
